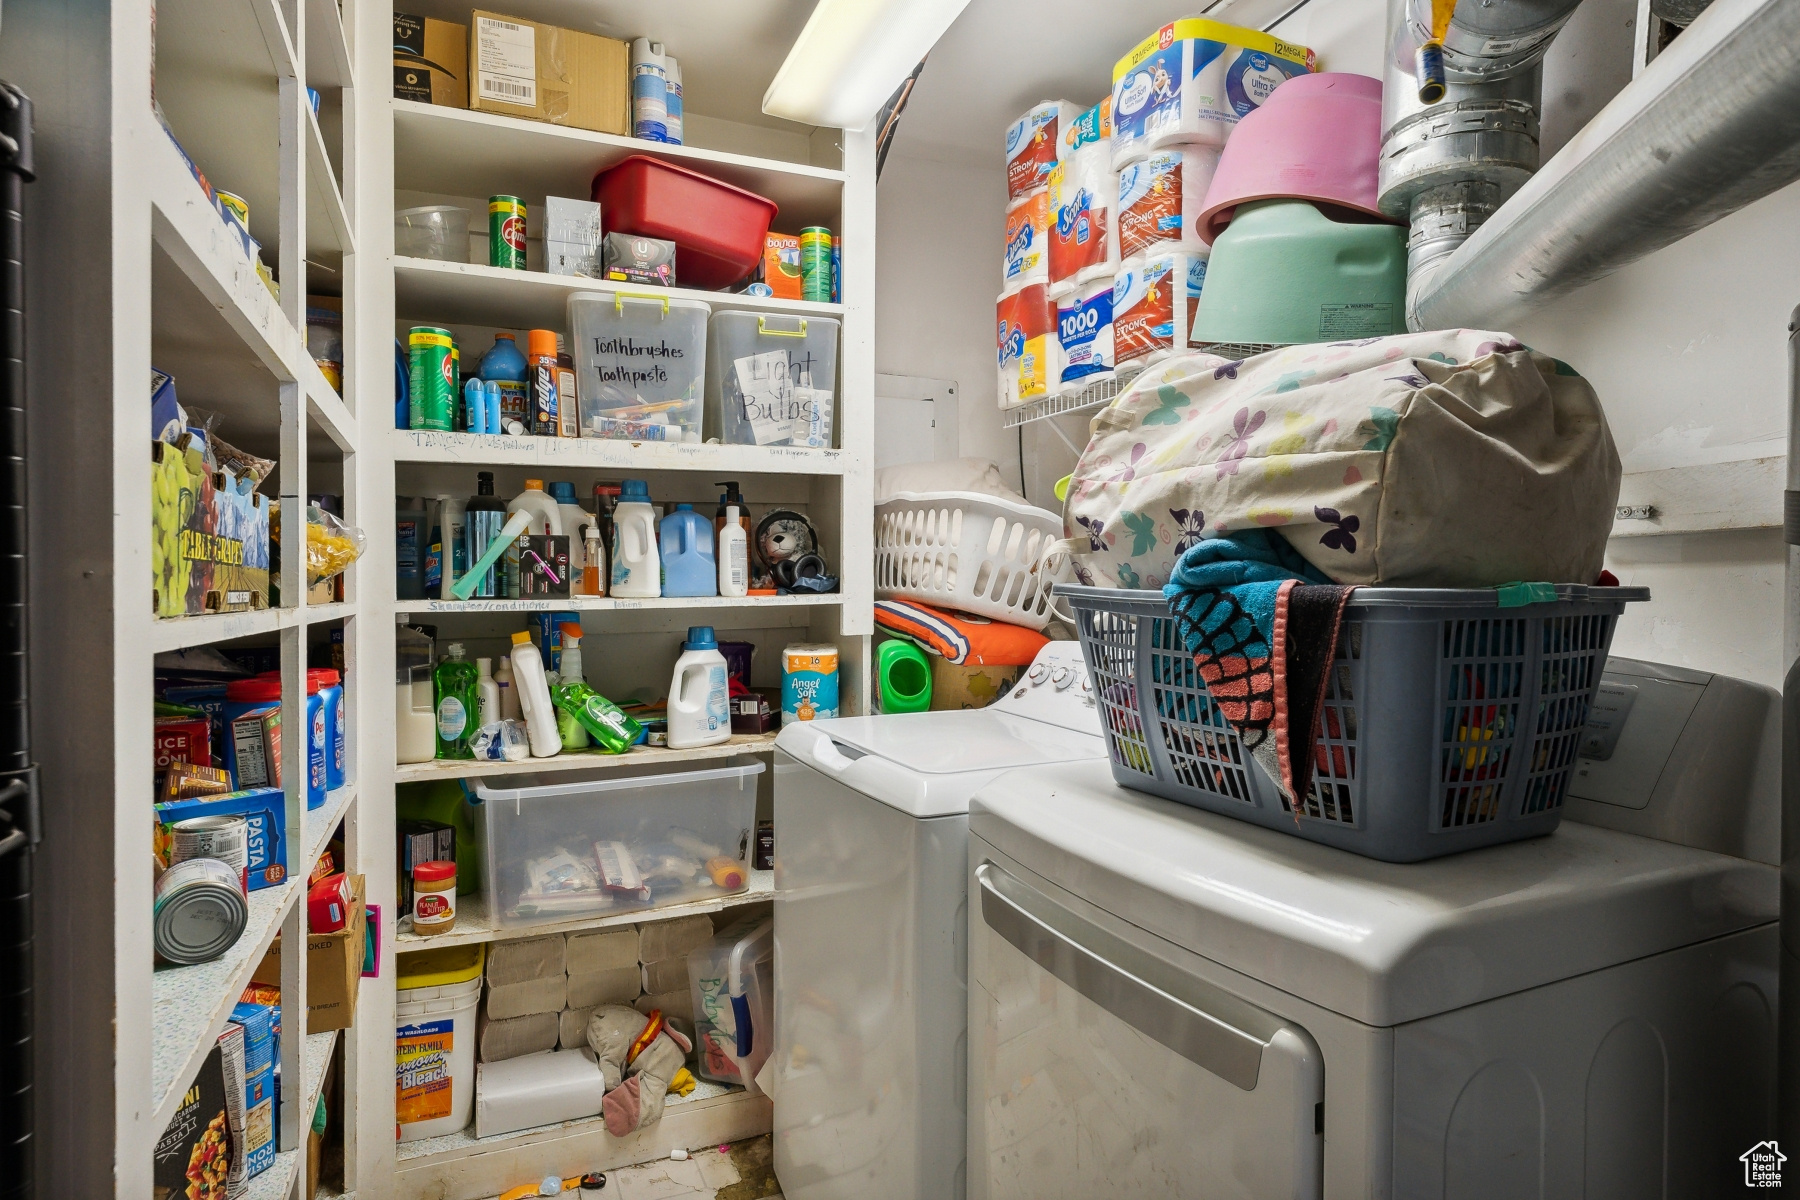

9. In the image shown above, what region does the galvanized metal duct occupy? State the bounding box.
[1376,0,1583,323]
[1410,0,1800,330]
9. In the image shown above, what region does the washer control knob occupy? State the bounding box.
[1027,663,1049,684]
[1051,667,1073,689]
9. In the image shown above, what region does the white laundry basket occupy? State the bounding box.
[874,490,1072,630]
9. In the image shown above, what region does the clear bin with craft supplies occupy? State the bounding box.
[394,204,471,263]
[473,761,761,929]
[688,914,773,1094]
[705,311,840,447]
[396,942,485,1141]
[874,491,1073,631]
[1060,583,1650,862]
[567,290,709,442]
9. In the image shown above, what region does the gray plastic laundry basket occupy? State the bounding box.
[1059,583,1649,862]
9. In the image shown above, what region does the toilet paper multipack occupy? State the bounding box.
[1056,279,1115,396]
[1113,251,1208,367]
[1048,100,1119,297]
[1117,145,1223,259]
[1109,19,1315,167]
[1005,100,1080,206]
[997,284,1059,408]
[1003,190,1050,291]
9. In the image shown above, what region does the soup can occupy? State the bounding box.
[782,643,840,724]
[799,227,833,302]
[489,195,527,270]
[154,858,250,966]
[170,814,249,872]
[408,326,455,431]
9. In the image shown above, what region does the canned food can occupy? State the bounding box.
[171,814,249,872]
[408,326,455,431]
[799,227,833,303]
[216,190,250,232]
[489,195,528,270]
[154,858,250,966]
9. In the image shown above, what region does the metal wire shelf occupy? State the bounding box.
[1001,367,1143,430]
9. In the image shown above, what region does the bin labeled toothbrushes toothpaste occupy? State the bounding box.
[567,291,709,441]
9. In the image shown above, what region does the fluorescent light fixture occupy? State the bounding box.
[762,0,973,130]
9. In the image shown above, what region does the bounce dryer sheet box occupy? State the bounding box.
[468,11,628,135]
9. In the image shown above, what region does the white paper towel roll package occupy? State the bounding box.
[1113,251,1208,368]
[1002,191,1050,292]
[1109,19,1315,168]
[1005,100,1080,207]
[475,1048,608,1139]
[1047,101,1119,298]
[1056,279,1116,396]
[1117,146,1223,259]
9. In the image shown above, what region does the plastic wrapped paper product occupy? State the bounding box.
[996,284,1059,409]
[1002,190,1049,292]
[1048,102,1118,298]
[1057,279,1115,396]
[1113,251,1207,367]
[1005,101,1080,207]
[1118,146,1222,259]
[1109,19,1316,168]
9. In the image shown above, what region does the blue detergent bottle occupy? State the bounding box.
[659,504,718,597]
[478,332,529,434]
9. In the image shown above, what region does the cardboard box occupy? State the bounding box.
[763,234,803,300]
[393,13,468,108]
[152,1041,232,1197]
[254,875,365,1032]
[152,438,271,617]
[156,787,288,891]
[154,716,212,780]
[227,705,281,791]
[468,11,628,135]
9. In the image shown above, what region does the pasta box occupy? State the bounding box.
[156,787,288,891]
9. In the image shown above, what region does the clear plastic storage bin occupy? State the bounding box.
[474,761,761,928]
[567,291,710,442]
[705,311,840,447]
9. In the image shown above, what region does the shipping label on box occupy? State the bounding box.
[394,12,468,107]
[153,439,271,617]
[468,11,629,134]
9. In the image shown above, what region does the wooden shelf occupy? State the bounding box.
[393,731,779,784]
[395,870,773,951]
[394,255,844,332]
[394,100,845,230]
[391,428,847,475]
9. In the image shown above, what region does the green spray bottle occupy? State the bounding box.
[552,681,642,754]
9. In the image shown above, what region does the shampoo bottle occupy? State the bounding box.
[668,625,731,749]
[718,504,748,597]
[509,630,561,757]
[494,653,521,721]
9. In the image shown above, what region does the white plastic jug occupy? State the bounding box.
[506,478,563,537]
[610,479,661,598]
[668,625,731,749]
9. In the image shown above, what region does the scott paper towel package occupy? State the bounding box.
[1057,279,1115,395]
[1003,190,1050,291]
[1113,252,1207,366]
[996,284,1059,408]
[1110,19,1315,167]
[1117,145,1223,258]
[1048,101,1118,297]
[1006,101,1080,206]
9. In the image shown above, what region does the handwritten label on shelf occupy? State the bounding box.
[397,429,843,467]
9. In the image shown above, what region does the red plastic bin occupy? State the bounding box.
[591,155,779,290]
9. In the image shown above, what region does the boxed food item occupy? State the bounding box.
[394,13,468,108]
[253,875,366,1032]
[227,705,281,791]
[229,1001,278,1179]
[468,11,628,135]
[160,761,233,803]
[152,438,271,618]
[155,787,289,891]
[152,1041,232,1198]
[154,714,212,780]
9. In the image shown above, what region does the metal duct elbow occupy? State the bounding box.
[1377,0,1584,328]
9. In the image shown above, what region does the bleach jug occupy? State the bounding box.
[659,504,717,597]
[668,626,731,749]
[610,479,661,597]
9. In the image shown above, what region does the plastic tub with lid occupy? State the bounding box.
[590,155,777,289]
[396,942,485,1141]
[705,311,840,447]
[688,914,772,1093]
[567,291,709,441]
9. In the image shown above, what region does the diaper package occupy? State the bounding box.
[1110,19,1315,167]
[1003,190,1050,291]
[1048,101,1119,297]
[1113,252,1207,367]
[1057,279,1115,395]
[1117,145,1222,258]
[996,284,1059,408]
[1005,101,1080,207]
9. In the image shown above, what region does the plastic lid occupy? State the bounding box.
[621,479,650,502]
[523,479,545,491]
[227,677,282,702]
[309,668,341,687]
[685,625,718,650]
[511,631,532,645]
[716,480,743,502]
[397,941,485,989]
[478,656,493,674]
[446,643,465,659]
[595,483,622,495]
[527,329,558,358]
[675,503,693,511]
[413,860,456,883]
[253,670,327,694]
[494,332,516,342]
[548,481,578,503]
[559,621,582,641]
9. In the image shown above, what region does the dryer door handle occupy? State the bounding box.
[976,860,1273,1091]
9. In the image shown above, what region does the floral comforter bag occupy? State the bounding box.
[1062,331,1621,589]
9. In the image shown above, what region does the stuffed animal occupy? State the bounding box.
[754,508,836,592]
[586,1005,697,1136]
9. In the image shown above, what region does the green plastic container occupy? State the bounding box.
[1190,199,1407,349]
[552,681,642,754]
[877,640,932,714]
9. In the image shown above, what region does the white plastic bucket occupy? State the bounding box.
[396,974,481,1141]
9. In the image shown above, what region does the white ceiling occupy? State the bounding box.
[888,0,1319,165]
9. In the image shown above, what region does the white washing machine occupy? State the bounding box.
[967,657,1781,1199]
[772,640,1105,1200]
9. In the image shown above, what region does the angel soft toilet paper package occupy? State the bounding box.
[1005,101,1080,207]
[1056,278,1115,395]
[996,283,1060,408]
[1109,19,1315,167]
[1113,251,1207,366]
[1048,101,1119,297]
[1003,190,1050,291]
[1117,145,1223,258]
